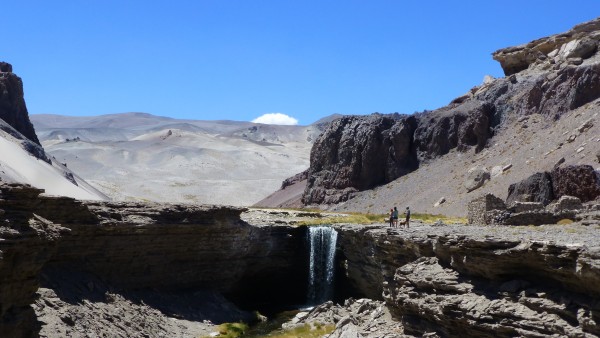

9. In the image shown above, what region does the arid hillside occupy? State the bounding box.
[260,17,600,217]
[32,113,324,206]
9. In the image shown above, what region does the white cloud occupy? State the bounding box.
[252,113,299,125]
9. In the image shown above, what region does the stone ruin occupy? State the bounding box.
[467,194,594,226]
[469,165,600,226]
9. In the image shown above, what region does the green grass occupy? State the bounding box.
[251,323,335,338]
[202,322,249,338]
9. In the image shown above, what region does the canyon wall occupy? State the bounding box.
[0,184,65,337]
[0,183,309,337]
[334,224,600,337]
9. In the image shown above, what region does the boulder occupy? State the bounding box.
[464,167,490,192]
[578,118,595,133]
[491,165,503,178]
[550,165,600,202]
[548,195,583,213]
[506,172,554,206]
[561,38,597,59]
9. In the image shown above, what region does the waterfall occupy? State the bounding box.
[307,226,338,305]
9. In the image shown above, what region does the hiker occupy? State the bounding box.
[405,207,411,228]
[393,207,399,227]
[389,208,394,227]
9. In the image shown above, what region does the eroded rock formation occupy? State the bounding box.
[492,19,600,76]
[301,18,600,206]
[334,224,600,337]
[0,184,65,337]
[303,114,418,205]
[0,183,309,337]
[0,62,41,146]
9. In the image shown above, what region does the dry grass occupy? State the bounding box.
[296,212,386,226]
[295,211,467,226]
[556,219,574,225]
[411,213,467,224]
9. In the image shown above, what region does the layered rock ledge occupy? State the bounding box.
[334,222,600,337]
[0,184,309,337]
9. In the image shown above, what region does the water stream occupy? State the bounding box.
[307,226,338,305]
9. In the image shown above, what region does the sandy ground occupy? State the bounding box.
[32,114,316,206]
[0,127,107,201]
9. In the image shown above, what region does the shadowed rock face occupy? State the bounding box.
[0,63,41,146]
[0,184,65,337]
[0,183,310,336]
[506,172,554,206]
[413,101,494,159]
[303,114,418,205]
[303,101,496,205]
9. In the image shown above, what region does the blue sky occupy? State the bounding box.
[3,1,599,125]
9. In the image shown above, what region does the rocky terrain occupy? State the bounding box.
[333,218,600,337]
[31,113,322,206]
[262,18,600,216]
[0,181,598,337]
[2,15,600,338]
[0,183,311,337]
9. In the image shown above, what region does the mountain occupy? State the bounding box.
[261,18,600,216]
[31,113,324,206]
[0,63,108,201]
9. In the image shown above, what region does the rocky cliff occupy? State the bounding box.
[0,183,309,337]
[0,184,65,337]
[334,224,600,337]
[302,17,600,206]
[0,62,41,147]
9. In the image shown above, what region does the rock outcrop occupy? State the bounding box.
[334,224,600,337]
[506,172,554,206]
[506,165,600,207]
[492,18,600,76]
[303,115,418,205]
[0,184,65,337]
[0,62,41,146]
[551,164,600,202]
[283,298,405,338]
[300,18,600,206]
[302,105,496,205]
[464,166,490,192]
[0,184,310,336]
